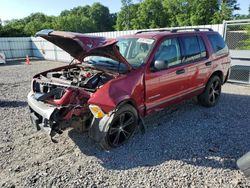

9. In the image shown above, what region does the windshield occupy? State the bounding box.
[84,56,128,73]
[116,37,155,68]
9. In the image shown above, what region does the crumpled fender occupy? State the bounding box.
[88,68,145,115]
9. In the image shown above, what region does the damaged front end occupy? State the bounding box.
[28,64,117,141]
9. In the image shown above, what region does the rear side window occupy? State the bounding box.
[207,34,229,55]
[180,36,206,62]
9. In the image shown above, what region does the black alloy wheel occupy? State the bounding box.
[107,111,136,147]
[198,75,222,107]
[208,79,221,104]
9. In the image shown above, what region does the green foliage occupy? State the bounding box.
[115,3,139,30]
[211,0,240,23]
[90,3,115,32]
[163,0,222,26]
[132,0,168,29]
[54,15,95,33]
[0,3,115,37]
[116,0,137,30]
[0,19,27,37]
[0,0,246,36]
[240,26,250,50]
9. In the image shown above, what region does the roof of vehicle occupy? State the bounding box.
[120,29,218,40]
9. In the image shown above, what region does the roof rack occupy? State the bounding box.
[171,28,213,32]
[135,29,171,34]
[135,28,213,34]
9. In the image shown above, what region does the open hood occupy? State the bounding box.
[35,29,132,70]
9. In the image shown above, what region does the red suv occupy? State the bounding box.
[28,29,230,150]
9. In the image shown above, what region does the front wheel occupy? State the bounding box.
[89,104,138,150]
[198,75,222,107]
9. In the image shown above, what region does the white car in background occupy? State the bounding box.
[0,52,6,64]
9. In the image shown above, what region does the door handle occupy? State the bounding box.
[205,61,212,66]
[176,69,185,75]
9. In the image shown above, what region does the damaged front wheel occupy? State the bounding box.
[89,104,138,150]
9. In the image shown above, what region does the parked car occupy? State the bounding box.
[28,28,231,150]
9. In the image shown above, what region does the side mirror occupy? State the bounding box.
[153,60,168,71]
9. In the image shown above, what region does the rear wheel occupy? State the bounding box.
[198,75,222,107]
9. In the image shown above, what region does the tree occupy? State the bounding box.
[89,3,114,31]
[0,19,27,37]
[119,0,134,30]
[189,0,219,25]
[116,3,139,30]
[21,13,55,36]
[133,0,168,29]
[0,2,117,36]
[163,0,191,26]
[211,0,240,23]
[163,0,219,26]
[54,14,95,33]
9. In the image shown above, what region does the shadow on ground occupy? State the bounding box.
[0,59,44,66]
[0,100,27,108]
[68,92,250,170]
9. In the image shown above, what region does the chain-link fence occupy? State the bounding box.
[224,19,250,84]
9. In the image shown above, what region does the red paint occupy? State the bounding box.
[34,30,231,119]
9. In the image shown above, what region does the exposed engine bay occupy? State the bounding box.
[29,65,118,140]
[34,65,116,93]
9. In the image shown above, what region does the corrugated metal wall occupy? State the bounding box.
[0,24,224,61]
[0,37,32,59]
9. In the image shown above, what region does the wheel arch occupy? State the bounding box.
[116,99,139,115]
[209,70,223,83]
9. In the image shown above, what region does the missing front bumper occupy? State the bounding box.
[27,91,92,141]
[28,91,60,136]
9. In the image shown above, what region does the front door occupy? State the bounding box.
[144,37,189,114]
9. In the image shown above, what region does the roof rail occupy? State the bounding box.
[171,28,213,32]
[135,29,171,34]
[135,28,214,34]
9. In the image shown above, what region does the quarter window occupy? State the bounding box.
[207,34,229,55]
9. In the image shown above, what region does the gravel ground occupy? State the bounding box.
[0,60,250,188]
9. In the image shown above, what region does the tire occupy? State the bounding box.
[89,104,138,150]
[198,75,222,107]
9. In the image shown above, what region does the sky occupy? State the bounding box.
[0,0,249,21]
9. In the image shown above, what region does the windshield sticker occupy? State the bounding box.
[137,38,154,44]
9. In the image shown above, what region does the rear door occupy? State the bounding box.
[179,34,210,92]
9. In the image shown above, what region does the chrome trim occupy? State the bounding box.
[147,86,205,109]
[148,94,161,100]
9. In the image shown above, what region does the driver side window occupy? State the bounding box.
[153,38,181,70]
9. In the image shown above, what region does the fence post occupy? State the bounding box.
[222,20,227,39]
[54,44,58,61]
